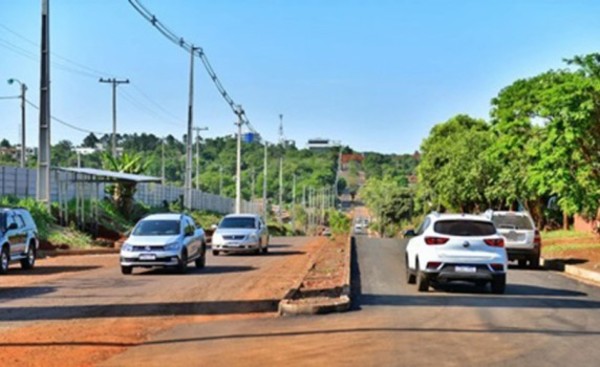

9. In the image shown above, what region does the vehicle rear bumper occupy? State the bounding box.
[506,248,539,260]
[424,264,505,282]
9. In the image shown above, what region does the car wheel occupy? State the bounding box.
[491,274,506,294]
[406,256,416,284]
[416,260,429,292]
[212,250,220,256]
[20,244,36,270]
[195,245,206,269]
[0,246,9,275]
[177,249,188,274]
[529,256,540,269]
[121,265,133,275]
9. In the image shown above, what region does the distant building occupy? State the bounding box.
[307,138,339,151]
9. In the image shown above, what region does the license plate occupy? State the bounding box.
[139,254,156,261]
[455,266,476,273]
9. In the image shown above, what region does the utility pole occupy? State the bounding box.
[184,46,199,210]
[234,106,244,214]
[7,78,27,167]
[219,165,223,196]
[98,77,129,157]
[161,138,165,185]
[292,174,296,233]
[192,126,208,190]
[262,142,268,222]
[278,113,284,222]
[37,0,51,209]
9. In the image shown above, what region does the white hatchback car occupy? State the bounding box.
[405,213,508,294]
[211,214,269,255]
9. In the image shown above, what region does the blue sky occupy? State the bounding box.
[1,0,600,154]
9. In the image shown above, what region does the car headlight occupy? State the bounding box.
[163,242,180,251]
[212,233,223,242]
[121,243,134,252]
[248,234,258,242]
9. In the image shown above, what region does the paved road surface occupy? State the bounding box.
[104,236,600,366]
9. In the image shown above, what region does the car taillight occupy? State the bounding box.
[426,261,442,269]
[534,230,542,247]
[425,237,449,245]
[484,238,504,247]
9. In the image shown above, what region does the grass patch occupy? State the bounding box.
[541,230,594,240]
[47,225,95,249]
[542,243,600,254]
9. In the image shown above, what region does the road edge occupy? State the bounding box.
[278,235,353,316]
[541,257,600,285]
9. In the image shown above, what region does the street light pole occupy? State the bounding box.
[7,78,27,167]
[37,0,51,209]
[234,106,244,214]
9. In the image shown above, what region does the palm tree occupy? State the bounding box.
[102,152,152,215]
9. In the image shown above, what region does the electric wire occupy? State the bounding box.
[128,0,259,135]
[25,99,108,135]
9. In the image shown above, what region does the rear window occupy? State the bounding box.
[434,220,496,236]
[491,214,533,230]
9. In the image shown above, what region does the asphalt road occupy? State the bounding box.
[103,236,600,367]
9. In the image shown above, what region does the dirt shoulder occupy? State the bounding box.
[0,236,322,367]
[542,232,600,273]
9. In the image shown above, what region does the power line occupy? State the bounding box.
[130,83,185,124]
[0,96,19,100]
[127,0,258,134]
[119,88,184,128]
[25,99,107,135]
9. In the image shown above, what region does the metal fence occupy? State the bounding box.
[0,166,259,215]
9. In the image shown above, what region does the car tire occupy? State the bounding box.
[195,245,206,269]
[491,274,506,294]
[529,256,540,269]
[20,243,36,270]
[212,250,220,256]
[121,265,133,275]
[177,249,188,274]
[406,256,416,284]
[416,261,429,292]
[0,246,9,275]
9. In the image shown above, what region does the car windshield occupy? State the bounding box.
[434,220,497,236]
[132,220,180,236]
[0,212,5,232]
[219,217,256,229]
[492,214,534,230]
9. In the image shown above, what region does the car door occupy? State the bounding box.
[5,213,25,256]
[182,217,197,257]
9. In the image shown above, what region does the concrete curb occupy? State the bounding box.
[541,257,600,285]
[40,248,119,257]
[278,235,353,316]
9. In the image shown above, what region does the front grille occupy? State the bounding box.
[223,235,245,240]
[132,245,164,251]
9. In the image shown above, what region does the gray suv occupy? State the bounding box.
[0,208,39,274]
[484,210,541,268]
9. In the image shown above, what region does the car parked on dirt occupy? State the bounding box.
[119,213,206,275]
[0,207,39,274]
[483,210,541,268]
[211,214,269,255]
[404,212,508,294]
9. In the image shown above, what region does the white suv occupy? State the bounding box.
[405,213,508,294]
[483,210,541,268]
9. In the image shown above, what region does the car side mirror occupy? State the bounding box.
[403,229,416,238]
[7,222,18,231]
